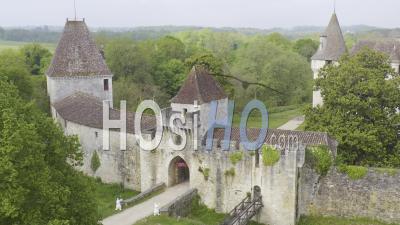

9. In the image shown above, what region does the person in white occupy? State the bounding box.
[115,198,123,211]
[153,203,160,216]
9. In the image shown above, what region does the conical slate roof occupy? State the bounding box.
[47,19,111,77]
[171,66,227,104]
[312,13,347,61]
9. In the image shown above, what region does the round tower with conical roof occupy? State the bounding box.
[46,19,113,108]
[311,13,347,107]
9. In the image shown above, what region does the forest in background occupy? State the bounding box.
[1,24,400,112]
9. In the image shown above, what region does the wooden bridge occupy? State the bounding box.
[220,195,263,225]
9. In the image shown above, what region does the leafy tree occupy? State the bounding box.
[0,49,33,99]
[155,36,186,61]
[0,78,99,225]
[185,52,235,97]
[20,43,52,75]
[293,39,318,61]
[153,59,186,98]
[264,33,292,50]
[232,39,312,107]
[305,49,400,167]
[105,38,153,84]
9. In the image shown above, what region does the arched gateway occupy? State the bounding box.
[168,156,190,186]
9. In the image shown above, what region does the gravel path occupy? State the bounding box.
[102,182,190,225]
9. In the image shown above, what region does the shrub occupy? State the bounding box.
[306,145,332,176]
[229,151,243,165]
[198,167,210,181]
[91,150,101,173]
[224,168,235,177]
[339,165,368,180]
[262,145,280,166]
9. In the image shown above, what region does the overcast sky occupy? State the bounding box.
[0,0,399,28]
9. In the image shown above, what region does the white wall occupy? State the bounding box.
[47,75,113,105]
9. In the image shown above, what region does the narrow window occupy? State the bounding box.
[183,108,187,117]
[95,132,98,138]
[104,79,109,91]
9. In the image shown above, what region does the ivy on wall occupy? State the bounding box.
[306,145,332,176]
[262,145,280,166]
[229,151,243,165]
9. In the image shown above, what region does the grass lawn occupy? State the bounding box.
[233,104,305,129]
[133,196,264,225]
[0,40,56,52]
[298,216,399,225]
[93,179,140,219]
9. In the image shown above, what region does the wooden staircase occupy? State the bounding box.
[221,195,263,225]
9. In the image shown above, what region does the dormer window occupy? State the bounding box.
[104,79,109,91]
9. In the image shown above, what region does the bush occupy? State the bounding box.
[262,145,280,166]
[229,151,243,165]
[339,165,368,180]
[306,145,332,176]
[91,151,101,173]
[224,168,235,177]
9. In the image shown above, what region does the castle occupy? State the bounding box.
[311,13,400,107]
[46,13,399,225]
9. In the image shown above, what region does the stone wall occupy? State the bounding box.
[160,189,198,217]
[54,113,141,191]
[298,166,400,223]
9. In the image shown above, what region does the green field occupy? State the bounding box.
[233,104,305,129]
[0,40,55,52]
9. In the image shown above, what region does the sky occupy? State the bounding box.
[0,0,399,29]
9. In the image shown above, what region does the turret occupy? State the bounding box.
[311,13,346,107]
[170,66,228,138]
[46,19,113,107]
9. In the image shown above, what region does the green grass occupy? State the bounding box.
[0,40,55,52]
[298,215,398,225]
[338,165,368,180]
[133,195,264,225]
[233,105,304,129]
[93,179,140,219]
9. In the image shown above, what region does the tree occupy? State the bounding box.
[185,52,235,97]
[0,49,33,99]
[305,48,400,167]
[0,78,99,225]
[232,39,312,107]
[293,39,318,61]
[20,44,52,75]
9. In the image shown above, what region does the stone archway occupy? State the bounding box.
[168,156,190,186]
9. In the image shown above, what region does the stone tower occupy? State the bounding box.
[311,13,346,107]
[46,19,113,107]
[170,66,228,138]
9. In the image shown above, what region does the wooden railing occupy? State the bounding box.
[221,196,263,225]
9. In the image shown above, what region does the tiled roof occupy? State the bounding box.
[171,66,227,104]
[205,127,337,151]
[53,92,155,133]
[351,39,400,63]
[312,13,347,61]
[47,20,112,77]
